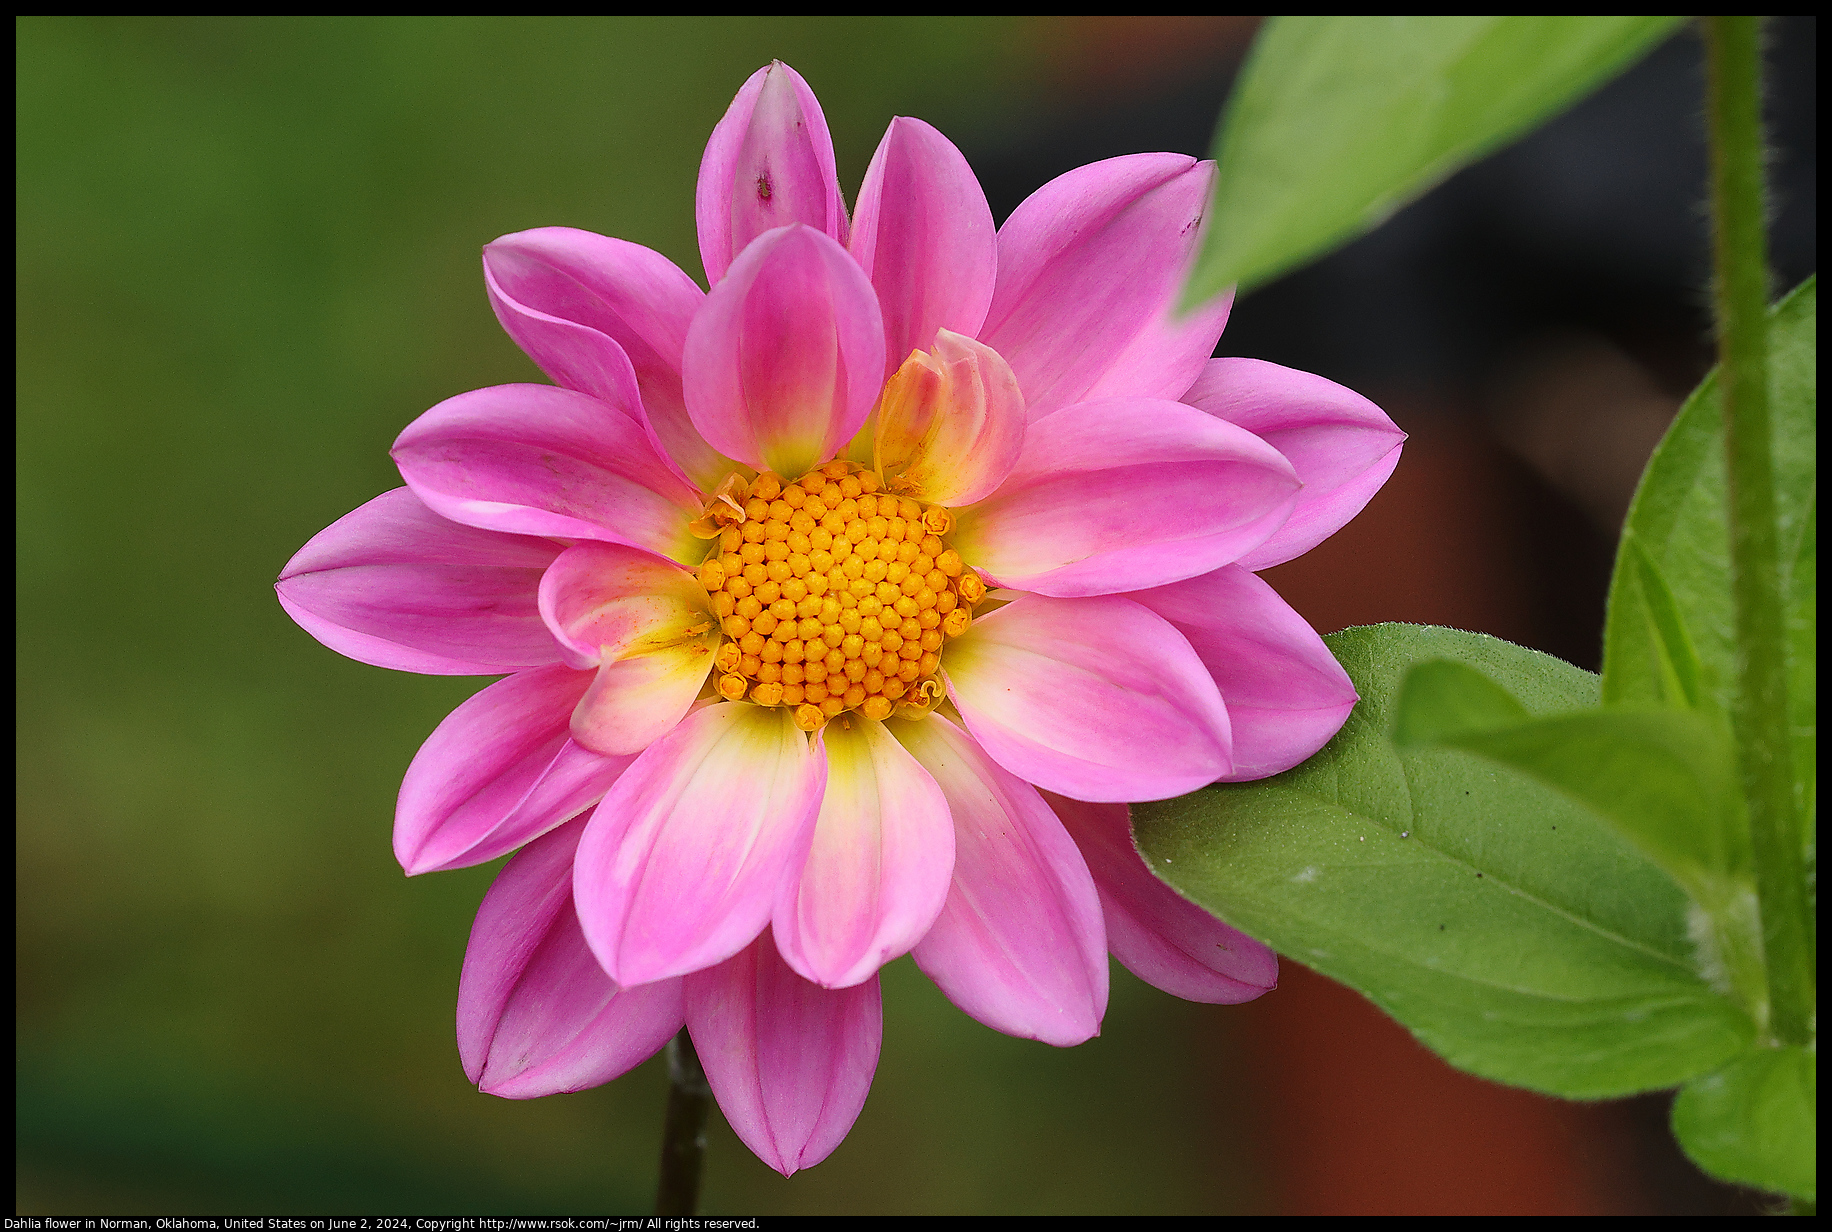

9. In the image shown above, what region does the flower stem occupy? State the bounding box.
[654,1027,712,1215]
[1703,15,1813,1048]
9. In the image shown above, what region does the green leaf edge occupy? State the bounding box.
[1184,15,1687,304]
[1672,1045,1817,1202]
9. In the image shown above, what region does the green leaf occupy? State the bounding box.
[1134,624,1752,1098]
[1391,658,1528,743]
[1602,278,1817,831]
[1394,659,1769,1026]
[1672,1046,1816,1202]
[1397,668,1748,895]
[1184,16,1684,301]
[1603,534,1709,711]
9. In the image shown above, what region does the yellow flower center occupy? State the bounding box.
[696,458,984,731]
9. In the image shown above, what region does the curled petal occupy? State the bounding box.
[1045,793,1277,1004]
[483,256,644,422]
[483,228,728,491]
[395,666,636,875]
[392,384,706,567]
[773,716,954,989]
[982,154,1228,419]
[573,702,826,986]
[850,116,997,373]
[696,61,848,287]
[538,542,719,755]
[277,487,562,675]
[873,330,1026,507]
[894,714,1107,1045]
[538,542,715,670]
[943,593,1232,801]
[952,397,1299,597]
[458,818,684,1098]
[683,225,885,479]
[1127,564,1357,781]
[1185,358,1405,570]
[685,932,881,1177]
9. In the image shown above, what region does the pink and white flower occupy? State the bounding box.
[277,61,1402,1176]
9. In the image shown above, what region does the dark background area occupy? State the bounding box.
[17,16,1813,1215]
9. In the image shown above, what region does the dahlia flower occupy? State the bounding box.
[277,61,1403,1175]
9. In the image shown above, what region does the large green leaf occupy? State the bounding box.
[1672,1046,1816,1202]
[1396,661,1748,897]
[1133,624,1752,1098]
[1602,279,1817,832]
[1394,659,1766,1026]
[1184,16,1684,301]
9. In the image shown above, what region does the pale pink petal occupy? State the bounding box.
[482,228,730,493]
[568,643,718,759]
[537,542,719,755]
[773,715,953,989]
[943,593,1232,801]
[395,666,636,875]
[1045,792,1277,1003]
[1128,564,1358,781]
[276,487,563,675]
[849,116,997,373]
[685,932,880,1177]
[537,542,715,670]
[682,225,885,479]
[893,714,1107,1045]
[981,154,1227,419]
[952,397,1298,597]
[1185,358,1405,570]
[573,702,826,986]
[872,330,1026,507]
[696,62,848,288]
[458,817,685,1098]
[392,384,706,567]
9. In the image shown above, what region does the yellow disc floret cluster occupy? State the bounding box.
[696,460,986,731]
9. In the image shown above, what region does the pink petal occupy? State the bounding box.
[894,713,1107,1045]
[276,487,563,675]
[537,542,720,755]
[483,254,643,420]
[573,702,826,986]
[685,932,880,1177]
[696,62,848,288]
[458,817,685,1098]
[952,397,1299,597]
[394,666,636,875]
[773,715,954,989]
[482,228,729,493]
[872,330,1026,507]
[943,593,1232,801]
[1045,792,1277,1003]
[1127,564,1358,781]
[981,154,1228,420]
[849,116,997,374]
[392,383,706,567]
[682,225,885,479]
[1185,358,1405,570]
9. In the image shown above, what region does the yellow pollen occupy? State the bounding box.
[699,462,983,728]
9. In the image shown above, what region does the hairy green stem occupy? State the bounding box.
[654,1027,712,1216]
[1703,16,1813,1047]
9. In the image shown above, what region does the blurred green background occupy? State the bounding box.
[16,15,1264,1215]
